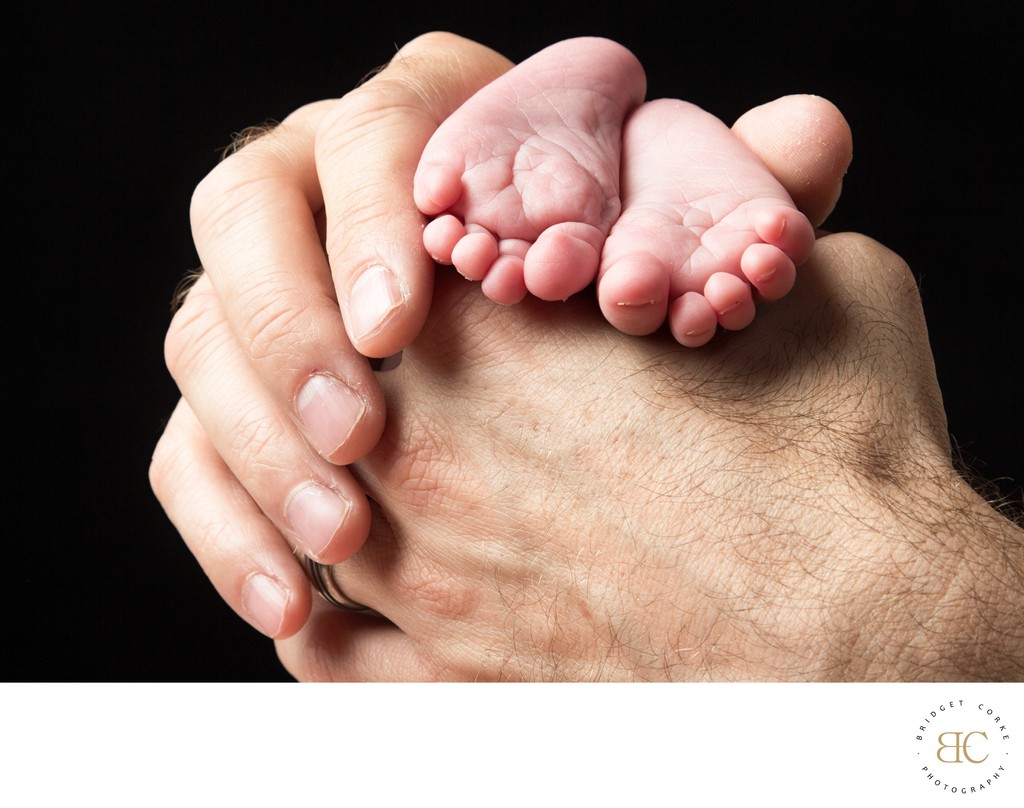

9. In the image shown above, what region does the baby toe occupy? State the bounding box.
[451,231,499,281]
[423,215,466,265]
[741,243,796,302]
[668,291,718,347]
[704,272,756,331]
[414,164,464,215]
[481,254,528,304]
[753,206,815,265]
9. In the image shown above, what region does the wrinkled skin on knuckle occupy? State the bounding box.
[149,419,188,512]
[191,152,290,249]
[386,31,513,117]
[389,553,483,627]
[807,234,950,472]
[164,285,235,385]
[190,108,325,253]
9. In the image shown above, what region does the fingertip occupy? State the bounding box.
[241,570,311,640]
[345,264,409,351]
[343,257,436,359]
[294,371,386,465]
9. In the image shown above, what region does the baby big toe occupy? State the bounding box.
[741,243,796,302]
[704,272,756,331]
[598,254,670,336]
[524,222,605,301]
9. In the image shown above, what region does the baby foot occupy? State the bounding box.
[414,38,646,304]
[597,99,815,346]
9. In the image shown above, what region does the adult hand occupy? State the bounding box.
[280,236,1024,681]
[153,33,512,638]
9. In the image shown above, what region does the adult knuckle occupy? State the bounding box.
[190,148,295,250]
[323,72,435,138]
[163,286,234,383]
[316,76,436,175]
[149,426,184,507]
[395,559,480,621]
[190,156,255,241]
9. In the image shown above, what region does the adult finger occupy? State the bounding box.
[190,100,386,466]
[316,31,513,358]
[165,274,372,565]
[150,398,313,638]
[732,94,853,228]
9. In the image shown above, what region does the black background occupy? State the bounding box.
[8,1,1021,681]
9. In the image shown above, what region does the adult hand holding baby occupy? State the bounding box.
[152,33,1023,680]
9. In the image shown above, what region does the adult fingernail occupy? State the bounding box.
[286,482,350,559]
[242,574,289,637]
[296,373,365,458]
[349,265,404,341]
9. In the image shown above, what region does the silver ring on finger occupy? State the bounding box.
[305,556,379,616]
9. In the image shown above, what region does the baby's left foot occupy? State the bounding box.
[415,37,645,304]
[597,99,816,346]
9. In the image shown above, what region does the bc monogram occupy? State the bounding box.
[935,731,988,764]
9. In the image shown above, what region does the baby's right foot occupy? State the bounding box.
[415,38,646,304]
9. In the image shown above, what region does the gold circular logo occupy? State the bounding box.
[915,698,1013,796]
